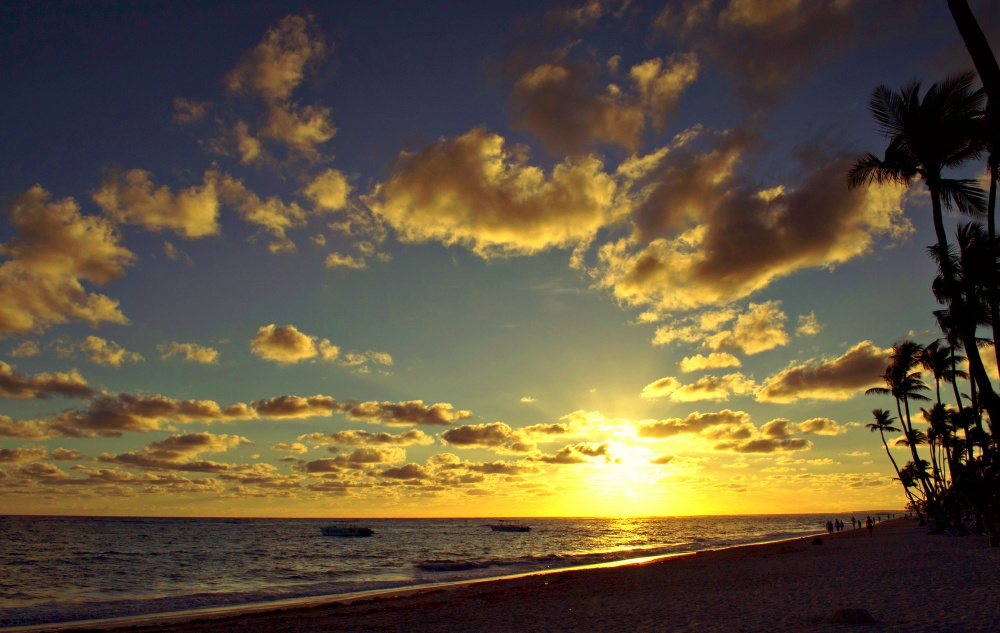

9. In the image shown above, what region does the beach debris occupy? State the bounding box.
[822,608,876,624]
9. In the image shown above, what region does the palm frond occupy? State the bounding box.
[939,178,988,215]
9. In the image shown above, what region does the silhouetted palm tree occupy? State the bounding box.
[948,1,1000,389]
[868,408,922,518]
[932,309,971,413]
[849,72,999,426]
[867,340,935,501]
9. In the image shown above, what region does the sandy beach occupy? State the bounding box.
[40,518,999,633]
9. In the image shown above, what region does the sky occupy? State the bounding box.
[1,0,999,519]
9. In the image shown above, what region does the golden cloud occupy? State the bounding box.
[218,176,308,253]
[636,409,751,439]
[99,432,252,472]
[217,14,335,163]
[797,417,847,436]
[60,336,143,367]
[755,340,890,403]
[379,463,431,480]
[367,127,620,258]
[588,141,911,313]
[324,253,367,269]
[249,324,331,364]
[0,360,94,400]
[274,442,309,454]
[713,437,813,454]
[158,341,220,364]
[703,301,788,355]
[225,13,325,102]
[533,441,615,464]
[348,400,472,426]
[1,185,134,334]
[305,168,352,211]
[669,372,756,402]
[440,422,535,452]
[46,394,256,438]
[0,447,48,462]
[640,376,681,399]
[251,394,341,419]
[796,312,823,336]
[91,168,221,239]
[298,429,434,447]
[678,352,741,372]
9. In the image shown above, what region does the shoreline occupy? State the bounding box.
[14,517,998,633]
[3,528,830,633]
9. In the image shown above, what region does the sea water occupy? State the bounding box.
[0,513,893,628]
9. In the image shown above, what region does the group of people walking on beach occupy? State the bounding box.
[828,515,885,537]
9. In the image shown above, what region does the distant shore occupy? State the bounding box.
[34,517,1000,632]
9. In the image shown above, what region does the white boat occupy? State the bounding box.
[487,521,531,532]
[321,523,374,537]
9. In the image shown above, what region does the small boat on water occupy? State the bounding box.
[487,520,531,533]
[321,523,374,537]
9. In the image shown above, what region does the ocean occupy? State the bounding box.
[0,513,893,628]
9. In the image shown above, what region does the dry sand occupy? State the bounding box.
[44,518,1000,632]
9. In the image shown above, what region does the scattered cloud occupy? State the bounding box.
[796,312,823,337]
[159,341,220,364]
[0,361,93,400]
[678,352,741,372]
[636,409,751,439]
[640,376,681,399]
[0,185,134,334]
[92,168,221,239]
[249,324,333,364]
[533,441,615,464]
[54,336,143,367]
[440,422,535,453]
[755,340,890,404]
[274,442,309,454]
[509,53,699,155]
[587,135,912,313]
[669,372,756,402]
[8,341,41,357]
[99,432,252,472]
[713,437,814,454]
[298,429,434,447]
[367,127,621,259]
[797,417,847,436]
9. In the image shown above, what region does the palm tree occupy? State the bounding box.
[932,309,971,413]
[868,408,923,520]
[849,72,999,428]
[948,1,1000,105]
[948,2,1000,389]
[932,225,999,445]
[919,340,951,406]
[867,340,935,501]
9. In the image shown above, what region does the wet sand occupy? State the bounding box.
[41,518,1000,632]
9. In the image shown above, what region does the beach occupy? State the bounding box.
[35,517,998,633]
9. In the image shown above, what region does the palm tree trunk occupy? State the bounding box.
[929,181,1000,436]
[879,427,922,518]
[988,157,1000,378]
[947,0,1000,104]
[948,0,1000,389]
[949,347,966,411]
[901,396,935,502]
